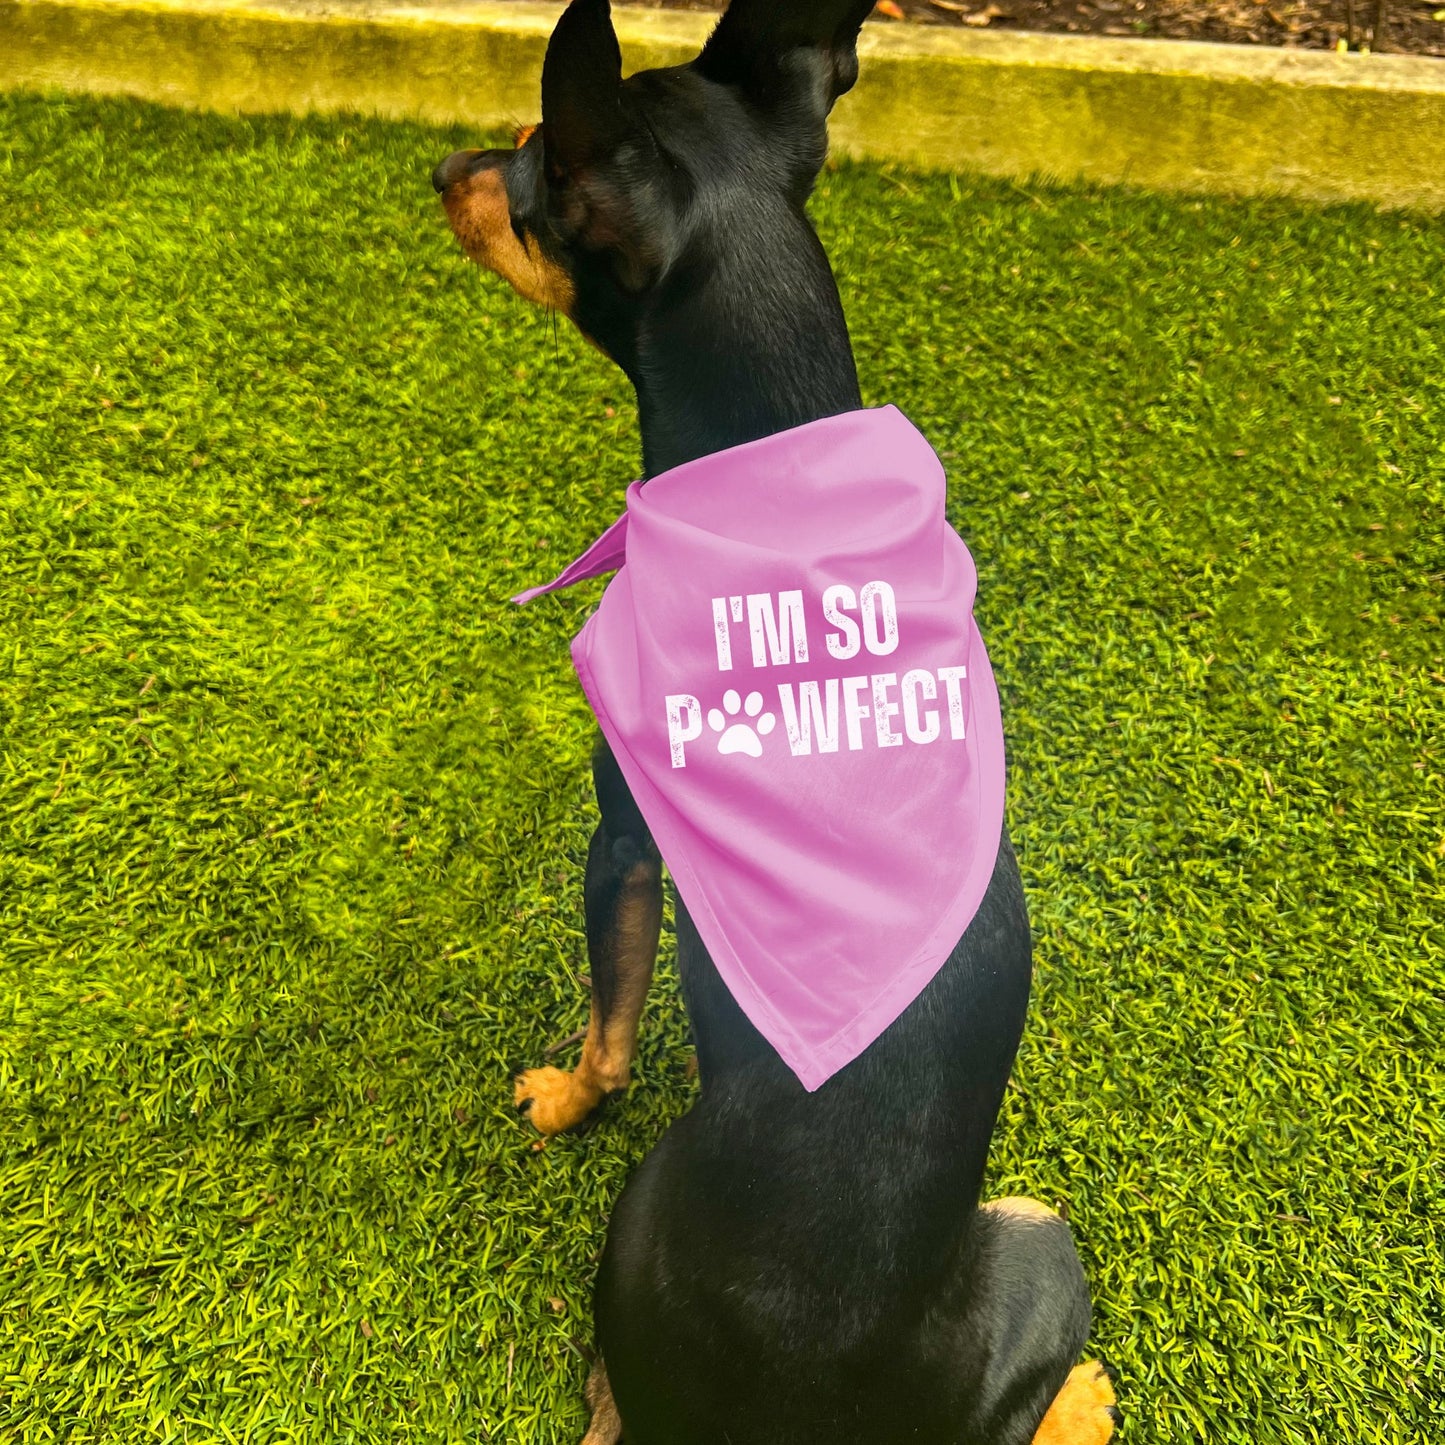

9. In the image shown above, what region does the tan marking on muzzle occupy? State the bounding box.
[440,161,574,314]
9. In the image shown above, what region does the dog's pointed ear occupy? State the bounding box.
[541,0,627,178]
[694,0,875,113]
[538,0,674,290]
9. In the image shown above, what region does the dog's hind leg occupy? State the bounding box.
[580,1359,624,1445]
[917,1197,1112,1445]
[973,1197,1116,1445]
[517,737,663,1136]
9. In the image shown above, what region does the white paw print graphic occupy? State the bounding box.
[708,689,776,757]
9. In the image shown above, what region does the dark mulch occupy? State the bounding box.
[619,0,1445,57]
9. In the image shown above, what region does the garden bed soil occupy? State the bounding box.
[575,0,1445,58]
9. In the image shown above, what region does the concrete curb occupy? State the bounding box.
[4,0,1445,209]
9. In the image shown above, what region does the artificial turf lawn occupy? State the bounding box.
[1,88,1442,1443]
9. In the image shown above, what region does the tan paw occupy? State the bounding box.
[1032,1360,1119,1445]
[581,1359,623,1444]
[514,1066,606,1136]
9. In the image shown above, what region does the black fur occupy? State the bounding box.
[435,3,1095,1438]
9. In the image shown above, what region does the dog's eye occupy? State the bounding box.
[513,123,538,150]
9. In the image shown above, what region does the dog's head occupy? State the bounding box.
[433,0,873,372]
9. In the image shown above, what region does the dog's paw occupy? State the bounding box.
[1032,1361,1119,1445]
[580,1360,624,1445]
[515,1066,606,1136]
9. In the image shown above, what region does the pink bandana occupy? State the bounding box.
[516,406,1005,1091]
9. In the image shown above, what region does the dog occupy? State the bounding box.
[433,2,1119,1440]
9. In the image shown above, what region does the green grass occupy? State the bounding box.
[1,89,1442,1443]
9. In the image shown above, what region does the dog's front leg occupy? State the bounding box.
[516,737,662,1136]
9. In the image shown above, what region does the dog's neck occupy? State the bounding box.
[629,227,863,478]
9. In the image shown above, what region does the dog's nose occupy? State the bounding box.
[432,149,487,194]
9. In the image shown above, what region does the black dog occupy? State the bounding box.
[434,3,1118,1440]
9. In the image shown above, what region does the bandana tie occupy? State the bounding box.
[516,406,1005,1091]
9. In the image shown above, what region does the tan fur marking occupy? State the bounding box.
[1032,1361,1118,1445]
[513,1065,603,1136]
[516,858,663,1135]
[439,159,574,313]
[984,1196,1061,1224]
[580,1360,623,1445]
